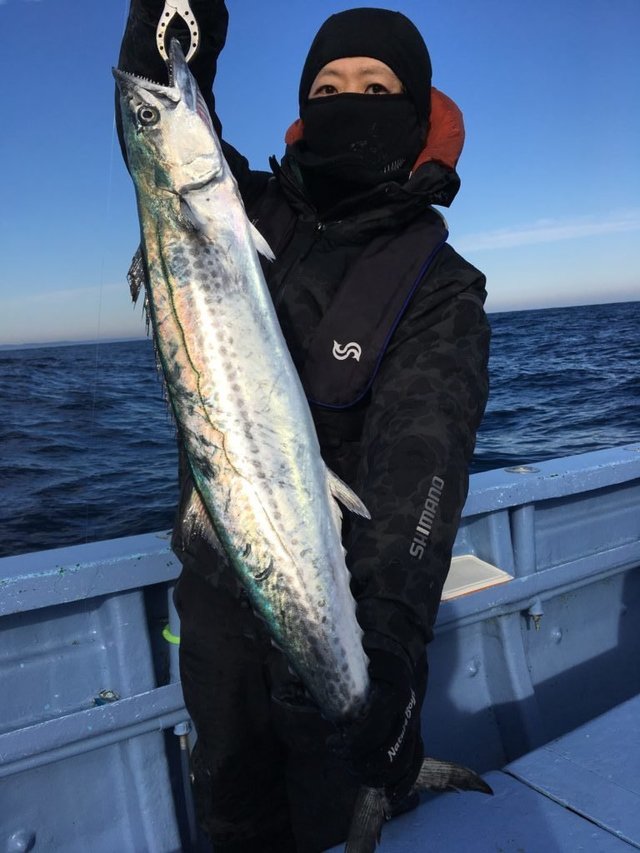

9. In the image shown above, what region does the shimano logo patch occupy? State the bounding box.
[332,340,362,362]
[409,476,444,559]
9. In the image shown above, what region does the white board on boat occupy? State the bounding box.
[442,555,512,600]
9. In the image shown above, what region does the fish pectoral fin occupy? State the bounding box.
[249,221,275,261]
[344,785,388,853]
[327,469,370,520]
[179,196,206,232]
[415,756,493,796]
[180,487,226,555]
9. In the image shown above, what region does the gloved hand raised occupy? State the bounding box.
[331,649,427,805]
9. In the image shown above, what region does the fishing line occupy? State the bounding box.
[83,0,133,544]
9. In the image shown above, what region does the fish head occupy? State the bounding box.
[114,40,223,197]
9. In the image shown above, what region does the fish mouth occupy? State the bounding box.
[113,39,190,102]
[114,40,209,131]
[113,66,179,99]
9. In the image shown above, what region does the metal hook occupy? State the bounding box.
[156,0,200,64]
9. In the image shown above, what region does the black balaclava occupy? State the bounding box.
[291,8,432,209]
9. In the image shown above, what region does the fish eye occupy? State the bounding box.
[137,105,160,127]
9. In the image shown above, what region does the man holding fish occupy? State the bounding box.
[116,2,490,850]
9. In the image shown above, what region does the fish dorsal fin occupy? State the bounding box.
[250,221,275,261]
[327,468,370,520]
[127,245,153,335]
[127,246,146,305]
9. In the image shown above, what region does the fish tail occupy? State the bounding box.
[344,757,492,852]
[344,785,388,853]
[416,756,493,795]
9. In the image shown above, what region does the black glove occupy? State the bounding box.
[117,1,229,157]
[331,649,426,804]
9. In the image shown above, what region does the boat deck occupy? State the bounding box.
[328,694,640,852]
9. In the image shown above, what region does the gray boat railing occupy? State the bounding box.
[3,443,638,619]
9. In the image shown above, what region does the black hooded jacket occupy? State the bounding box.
[117,1,490,671]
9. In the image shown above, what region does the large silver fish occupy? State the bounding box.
[114,40,370,721]
[114,39,491,851]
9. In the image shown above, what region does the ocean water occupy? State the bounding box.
[473,301,639,469]
[1,301,638,559]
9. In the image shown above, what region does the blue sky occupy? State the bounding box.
[1,0,638,345]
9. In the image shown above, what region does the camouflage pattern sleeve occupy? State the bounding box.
[346,245,491,669]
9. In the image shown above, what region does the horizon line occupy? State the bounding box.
[2,296,638,350]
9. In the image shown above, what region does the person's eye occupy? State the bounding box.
[365,83,390,95]
[311,84,338,97]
